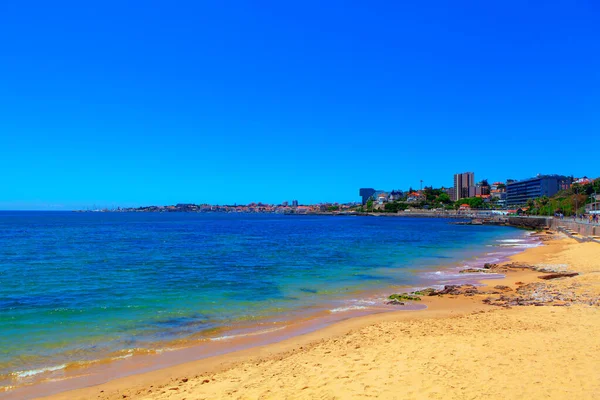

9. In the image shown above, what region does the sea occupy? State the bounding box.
[0,211,538,394]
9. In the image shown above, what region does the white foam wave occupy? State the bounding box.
[111,353,133,361]
[354,299,377,305]
[13,364,67,378]
[210,326,286,342]
[497,243,539,248]
[329,305,367,313]
[497,239,526,243]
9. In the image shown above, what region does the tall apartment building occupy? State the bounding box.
[453,172,475,201]
[359,188,376,205]
[506,175,572,207]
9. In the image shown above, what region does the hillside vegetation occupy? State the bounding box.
[527,178,600,216]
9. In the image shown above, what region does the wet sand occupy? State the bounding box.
[17,234,600,399]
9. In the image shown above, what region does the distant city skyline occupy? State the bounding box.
[1,171,596,211]
[0,1,598,210]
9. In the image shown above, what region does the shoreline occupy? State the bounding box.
[2,230,547,400]
[26,232,600,399]
[22,291,497,400]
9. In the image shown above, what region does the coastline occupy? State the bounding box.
[1,221,529,397]
[10,231,600,399]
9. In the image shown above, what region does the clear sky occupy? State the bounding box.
[1,1,598,209]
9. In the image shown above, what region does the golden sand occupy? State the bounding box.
[36,234,600,400]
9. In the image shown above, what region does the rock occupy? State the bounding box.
[181,378,188,383]
[505,262,535,269]
[436,285,461,295]
[434,284,479,296]
[538,272,579,280]
[413,288,437,296]
[483,263,498,269]
[459,268,491,274]
[386,300,405,305]
[494,285,513,291]
[388,293,421,302]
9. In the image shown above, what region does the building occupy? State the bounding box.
[446,187,456,201]
[586,194,600,214]
[506,175,573,207]
[359,188,376,205]
[389,190,404,201]
[292,200,299,207]
[475,182,490,196]
[406,192,424,202]
[376,192,388,204]
[459,203,472,212]
[453,172,475,201]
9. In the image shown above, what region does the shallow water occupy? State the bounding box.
[0,212,531,388]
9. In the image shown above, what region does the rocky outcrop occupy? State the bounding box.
[459,268,494,274]
[413,288,437,296]
[482,282,599,308]
[388,294,421,302]
[538,272,579,280]
[507,217,551,230]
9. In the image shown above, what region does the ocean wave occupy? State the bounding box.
[329,305,367,313]
[496,243,539,248]
[355,300,376,305]
[210,326,286,342]
[111,353,133,361]
[12,364,67,379]
[496,239,526,243]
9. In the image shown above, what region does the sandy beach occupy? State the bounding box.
[23,234,600,399]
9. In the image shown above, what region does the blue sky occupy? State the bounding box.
[0,1,598,209]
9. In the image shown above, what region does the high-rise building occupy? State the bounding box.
[292,200,299,207]
[447,187,456,201]
[506,175,573,207]
[359,188,376,205]
[475,183,490,196]
[453,172,475,201]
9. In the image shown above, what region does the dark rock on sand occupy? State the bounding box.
[459,268,492,274]
[388,294,421,302]
[413,288,437,296]
[386,300,406,306]
[537,272,579,280]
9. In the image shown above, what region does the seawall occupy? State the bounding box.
[507,216,600,238]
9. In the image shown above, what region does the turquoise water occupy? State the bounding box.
[0,212,528,386]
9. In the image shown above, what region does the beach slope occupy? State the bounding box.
[38,236,600,400]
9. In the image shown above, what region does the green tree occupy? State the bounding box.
[455,197,485,209]
[438,193,451,204]
[526,198,536,214]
